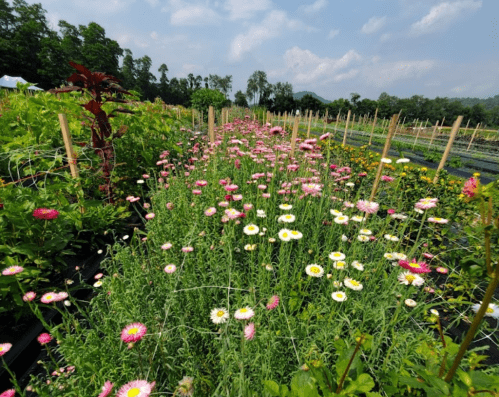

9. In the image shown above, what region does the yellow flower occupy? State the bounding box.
[473,172,480,177]
[403,166,409,170]
[421,167,427,172]
[400,172,406,177]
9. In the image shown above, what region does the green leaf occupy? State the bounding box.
[344,374,375,394]
[290,371,320,397]
[263,380,280,396]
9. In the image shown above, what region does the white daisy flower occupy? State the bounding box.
[393,253,407,261]
[381,158,392,164]
[345,182,355,187]
[330,209,343,217]
[210,308,229,324]
[472,302,499,319]
[289,230,303,240]
[305,264,324,278]
[265,264,274,271]
[357,235,370,242]
[278,214,296,223]
[384,234,399,242]
[333,281,343,288]
[344,278,363,291]
[405,299,417,307]
[391,213,408,220]
[351,215,365,222]
[333,261,347,270]
[279,204,293,210]
[341,234,349,242]
[359,229,372,235]
[334,215,349,224]
[351,261,364,271]
[243,224,260,235]
[430,309,439,317]
[268,238,276,243]
[384,252,395,260]
[329,252,346,261]
[93,281,103,287]
[278,229,292,242]
[257,210,266,218]
[234,307,255,320]
[396,158,410,163]
[244,244,257,251]
[398,271,424,286]
[332,291,347,302]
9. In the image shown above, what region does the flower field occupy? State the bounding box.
[1,110,499,396]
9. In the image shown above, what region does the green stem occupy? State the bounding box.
[336,335,365,394]
[1,357,26,397]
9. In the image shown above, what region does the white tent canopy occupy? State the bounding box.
[0,75,44,90]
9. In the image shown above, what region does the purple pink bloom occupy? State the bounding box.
[116,380,156,397]
[462,177,479,198]
[436,267,448,274]
[356,200,379,214]
[266,295,280,310]
[399,259,432,274]
[244,323,256,340]
[0,343,12,357]
[120,323,147,343]
[182,246,194,253]
[98,381,114,397]
[33,208,60,220]
[23,291,36,302]
[0,389,15,397]
[1,266,24,276]
[37,333,52,345]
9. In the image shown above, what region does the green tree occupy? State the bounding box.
[0,0,17,76]
[191,88,227,119]
[218,75,233,99]
[234,90,249,108]
[297,94,322,115]
[120,49,137,91]
[247,70,268,105]
[57,20,83,78]
[134,55,157,101]
[157,63,169,98]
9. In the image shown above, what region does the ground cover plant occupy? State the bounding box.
[0,115,498,396]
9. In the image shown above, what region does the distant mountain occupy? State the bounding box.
[293,91,331,104]
[448,95,499,110]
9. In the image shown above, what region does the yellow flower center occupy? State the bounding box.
[335,293,343,299]
[406,275,416,283]
[409,262,420,268]
[286,215,292,219]
[336,262,345,267]
[46,295,53,300]
[310,267,320,274]
[127,388,140,397]
[248,226,255,230]
[216,310,225,317]
[240,308,247,313]
[128,327,139,335]
[333,253,341,257]
[282,233,288,238]
[291,231,299,235]
[350,280,360,286]
[0,347,3,352]
[487,307,493,314]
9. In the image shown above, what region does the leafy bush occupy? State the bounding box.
[190,88,228,120]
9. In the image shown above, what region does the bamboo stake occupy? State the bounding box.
[208,106,215,143]
[462,119,470,136]
[192,109,195,128]
[290,116,299,157]
[278,111,281,125]
[324,109,328,123]
[343,110,351,145]
[333,113,340,138]
[349,114,355,137]
[283,111,287,130]
[412,120,424,150]
[433,116,463,183]
[381,118,388,135]
[368,108,378,146]
[369,114,399,201]
[307,109,312,138]
[467,123,481,151]
[428,121,440,149]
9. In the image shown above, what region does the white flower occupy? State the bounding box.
[345,182,355,187]
[122,235,129,240]
[243,224,260,235]
[384,234,399,242]
[351,215,365,222]
[210,308,229,324]
[472,302,499,319]
[93,280,103,288]
[330,209,343,216]
[381,158,392,164]
[344,278,363,291]
[97,249,103,254]
[137,179,145,184]
[357,235,370,242]
[334,215,349,224]
[333,261,347,270]
[351,261,364,271]
[244,244,257,251]
[265,264,274,271]
[398,272,424,286]
[396,158,410,164]
[430,309,439,317]
[393,253,407,261]
[384,252,395,260]
[332,291,347,302]
[414,208,424,214]
[64,300,71,307]
[278,214,296,223]
[289,230,303,240]
[278,229,292,242]
[268,238,276,243]
[279,204,293,210]
[341,234,349,242]
[391,213,408,220]
[359,229,372,235]
[329,252,346,261]
[305,264,324,278]
[257,210,266,218]
[405,299,417,307]
[234,307,255,320]
[333,281,343,288]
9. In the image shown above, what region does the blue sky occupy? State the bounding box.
[12,0,498,101]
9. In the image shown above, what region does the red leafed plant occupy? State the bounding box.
[49,61,134,203]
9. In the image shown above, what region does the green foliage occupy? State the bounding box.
[190,88,228,119]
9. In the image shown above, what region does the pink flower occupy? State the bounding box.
[320,133,330,141]
[33,208,60,220]
[41,292,59,304]
[121,323,147,343]
[98,381,114,397]
[262,193,271,198]
[381,175,395,182]
[356,200,379,214]
[243,203,253,211]
[23,291,36,302]
[358,172,367,177]
[182,246,194,253]
[235,159,241,169]
[244,323,256,341]
[37,333,52,345]
[232,194,243,201]
[195,180,207,187]
[204,207,217,216]
[257,184,267,190]
[266,295,280,310]
[387,209,396,215]
[462,177,479,198]
[0,343,12,357]
[116,380,156,397]
[399,259,431,274]
[164,264,177,274]
[423,253,434,259]
[166,202,174,210]
[224,184,239,192]
[219,179,228,186]
[192,189,202,195]
[299,143,314,151]
[1,266,24,276]
[145,213,155,220]
[161,243,173,250]
[436,267,448,274]
[0,389,15,397]
[428,217,448,224]
[415,199,437,210]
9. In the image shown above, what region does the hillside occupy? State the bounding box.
[448,95,499,110]
[293,91,331,104]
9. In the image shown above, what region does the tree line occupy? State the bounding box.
[1,0,497,128]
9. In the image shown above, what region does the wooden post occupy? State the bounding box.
[428,121,440,149]
[441,117,445,128]
[324,109,328,123]
[461,119,470,136]
[342,110,351,145]
[290,116,299,157]
[307,109,312,138]
[283,111,287,130]
[381,118,388,135]
[368,108,378,146]
[394,115,405,137]
[278,111,281,125]
[333,113,340,138]
[433,116,463,183]
[467,123,481,151]
[208,106,215,143]
[350,114,355,136]
[369,113,399,201]
[59,114,79,178]
[412,120,424,150]
[192,109,195,128]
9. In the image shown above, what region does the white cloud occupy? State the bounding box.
[72,0,136,13]
[380,33,391,42]
[150,31,159,40]
[46,12,61,32]
[361,16,387,34]
[223,0,272,20]
[328,29,340,39]
[409,0,482,36]
[145,0,159,5]
[362,60,435,88]
[176,63,204,78]
[281,47,362,85]
[302,0,328,14]
[170,3,222,25]
[228,10,315,62]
